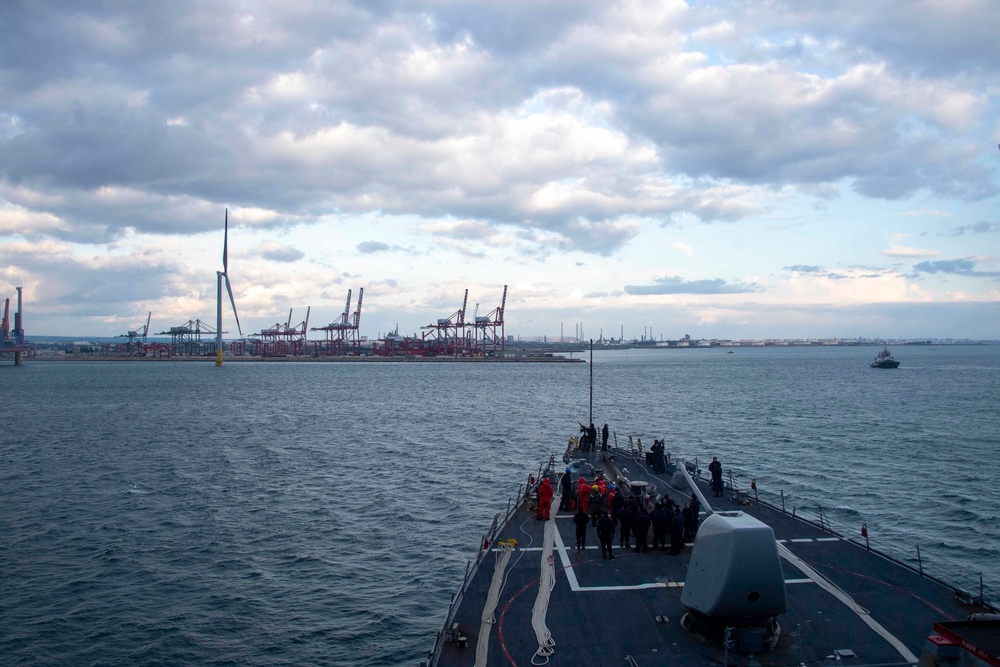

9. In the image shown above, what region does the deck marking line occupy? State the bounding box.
[777,543,918,663]
[790,538,814,543]
[816,537,840,542]
[572,577,814,592]
[514,545,597,552]
[551,522,581,591]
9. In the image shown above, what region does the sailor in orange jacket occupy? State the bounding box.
[537,477,554,520]
[578,477,591,512]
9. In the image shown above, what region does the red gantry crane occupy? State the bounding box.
[474,284,507,355]
[311,288,364,356]
[421,289,470,356]
[251,307,311,356]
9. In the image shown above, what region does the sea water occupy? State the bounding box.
[1,345,997,666]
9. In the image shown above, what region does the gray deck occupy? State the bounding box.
[430,448,992,666]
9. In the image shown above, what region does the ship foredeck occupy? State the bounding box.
[430,447,991,667]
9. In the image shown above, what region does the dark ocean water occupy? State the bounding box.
[1,345,998,666]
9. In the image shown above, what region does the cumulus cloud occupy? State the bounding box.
[1,1,998,336]
[947,221,999,236]
[255,241,304,262]
[913,258,1000,277]
[357,240,391,254]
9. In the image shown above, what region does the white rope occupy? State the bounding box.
[473,540,515,667]
[530,491,559,665]
[777,542,918,663]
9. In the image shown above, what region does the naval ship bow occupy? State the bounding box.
[425,441,997,667]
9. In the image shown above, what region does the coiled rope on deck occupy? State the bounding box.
[474,538,516,667]
[530,491,559,665]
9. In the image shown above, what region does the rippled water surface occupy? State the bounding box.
[1,346,998,666]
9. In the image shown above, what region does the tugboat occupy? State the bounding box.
[870,345,901,368]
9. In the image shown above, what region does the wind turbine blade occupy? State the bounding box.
[223,209,229,273]
[225,274,242,337]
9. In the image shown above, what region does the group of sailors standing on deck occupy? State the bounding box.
[551,470,700,561]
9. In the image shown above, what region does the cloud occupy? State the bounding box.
[897,208,952,218]
[624,276,762,295]
[913,258,1000,277]
[947,220,999,236]
[672,241,694,257]
[882,245,939,259]
[1,1,998,338]
[357,240,391,254]
[256,241,304,262]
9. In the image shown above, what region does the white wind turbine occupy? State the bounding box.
[215,209,242,366]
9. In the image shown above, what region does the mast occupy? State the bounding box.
[589,338,593,425]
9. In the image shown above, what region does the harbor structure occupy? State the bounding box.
[371,285,507,358]
[0,286,31,366]
[420,289,471,356]
[311,289,365,357]
[115,312,152,356]
[250,308,311,357]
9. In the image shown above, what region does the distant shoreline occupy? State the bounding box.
[27,354,584,363]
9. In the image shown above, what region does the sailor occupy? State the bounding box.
[588,423,598,452]
[669,506,685,555]
[617,499,634,548]
[682,500,696,542]
[709,456,723,497]
[650,501,670,550]
[597,510,615,559]
[578,477,592,513]
[633,507,651,553]
[559,468,573,511]
[588,484,604,527]
[537,477,554,520]
[611,484,625,516]
[595,473,608,494]
[601,423,609,450]
[572,506,590,550]
[651,439,667,473]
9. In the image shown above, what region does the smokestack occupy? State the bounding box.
[15,286,23,343]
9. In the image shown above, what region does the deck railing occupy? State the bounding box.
[718,466,995,610]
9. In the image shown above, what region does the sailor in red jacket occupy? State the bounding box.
[578,477,591,512]
[537,477,554,520]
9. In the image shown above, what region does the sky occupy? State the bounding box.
[2,0,999,342]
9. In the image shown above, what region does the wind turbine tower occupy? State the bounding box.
[216,209,242,367]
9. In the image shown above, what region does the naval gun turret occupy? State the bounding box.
[681,511,787,652]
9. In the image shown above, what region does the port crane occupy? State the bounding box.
[474,284,507,355]
[421,289,469,355]
[252,307,311,356]
[117,312,151,355]
[311,288,364,356]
